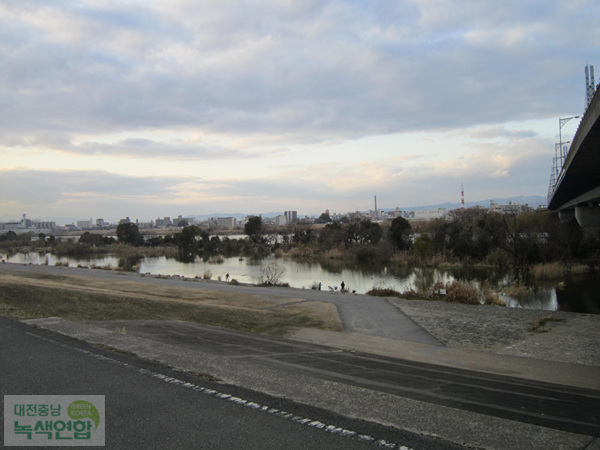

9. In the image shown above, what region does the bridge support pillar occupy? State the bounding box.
[558,209,576,223]
[575,204,600,239]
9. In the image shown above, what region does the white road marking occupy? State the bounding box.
[27,331,413,449]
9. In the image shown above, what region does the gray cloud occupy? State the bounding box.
[0,1,597,220]
[1,0,597,146]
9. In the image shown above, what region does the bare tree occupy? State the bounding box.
[260,262,286,285]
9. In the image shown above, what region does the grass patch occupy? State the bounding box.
[528,316,564,333]
[0,272,341,334]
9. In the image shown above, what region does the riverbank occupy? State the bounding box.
[389,298,600,367]
[0,265,341,333]
[1,262,598,368]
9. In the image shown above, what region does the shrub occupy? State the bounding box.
[203,270,212,280]
[398,289,425,299]
[484,248,512,268]
[390,251,410,266]
[444,281,480,304]
[260,262,286,285]
[208,255,224,264]
[482,281,505,306]
[366,288,401,297]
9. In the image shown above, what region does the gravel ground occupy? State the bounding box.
[388,298,600,367]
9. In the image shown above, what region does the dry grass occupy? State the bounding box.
[482,280,506,306]
[570,264,591,275]
[530,262,566,280]
[392,280,506,306]
[444,281,480,304]
[503,284,532,300]
[321,248,345,260]
[0,272,341,334]
[528,316,564,333]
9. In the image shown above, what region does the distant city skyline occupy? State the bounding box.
[0,195,546,226]
[0,2,597,222]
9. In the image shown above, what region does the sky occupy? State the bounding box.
[1,1,599,223]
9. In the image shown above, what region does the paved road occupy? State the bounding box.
[3,263,600,449]
[18,316,600,449]
[83,319,600,438]
[0,263,440,344]
[0,317,459,449]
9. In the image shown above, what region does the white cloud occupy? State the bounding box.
[0,0,597,220]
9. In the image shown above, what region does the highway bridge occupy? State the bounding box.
[547,74,600,236]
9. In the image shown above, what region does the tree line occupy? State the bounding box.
[1,209,597,275]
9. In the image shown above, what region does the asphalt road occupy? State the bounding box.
[84,319,600,438]
[1,317,460,449]
[3,263,600,449]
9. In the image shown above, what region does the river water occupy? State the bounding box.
[2,252,598,314]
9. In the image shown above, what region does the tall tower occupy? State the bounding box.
[585,64,596,109]
[374,196,378,219]
[461,184,465,209]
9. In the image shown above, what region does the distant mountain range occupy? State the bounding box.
[394,195,547,212]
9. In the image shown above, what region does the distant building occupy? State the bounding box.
[77,220,93,229]
[284,211,298,223]
[490,202,531,215]
[0,214,55,234]
[215,217,237,229]
[155,217,172,228]
[135,219,154,229]
[35,221,56,231]
[274,215,287,226]
[410,208,447,221]
[174,215,193,226]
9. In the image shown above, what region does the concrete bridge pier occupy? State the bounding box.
[558,209,576,223]
[575,204,600,239]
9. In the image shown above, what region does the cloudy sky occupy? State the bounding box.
[1,1,598,223]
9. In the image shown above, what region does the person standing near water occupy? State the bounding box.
[340,281,345,292]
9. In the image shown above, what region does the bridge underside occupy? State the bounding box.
[549,87,600,236]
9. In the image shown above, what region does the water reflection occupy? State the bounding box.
[2,252,598,314]
[556,276,600,314]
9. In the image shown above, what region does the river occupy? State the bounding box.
[2,252,598,314]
